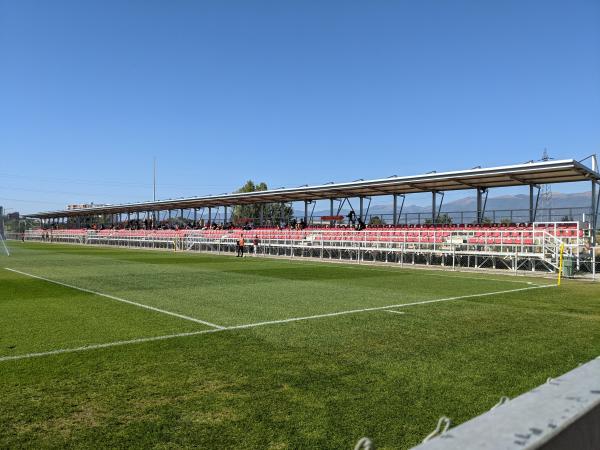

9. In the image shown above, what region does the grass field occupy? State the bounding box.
[1,241,600,449]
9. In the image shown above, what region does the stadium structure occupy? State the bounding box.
[22,157,600,276]
[2,157,600,450]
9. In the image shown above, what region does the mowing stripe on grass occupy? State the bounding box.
[225,284,555,330]
[0,284,554,363]
[274,256,549,286]
[4,267,225,330]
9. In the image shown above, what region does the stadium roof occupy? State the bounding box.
[29,159,600,218]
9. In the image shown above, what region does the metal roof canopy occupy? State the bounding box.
[29,159,600,218]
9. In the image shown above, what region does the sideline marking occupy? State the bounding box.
[0,284,553,363]
[4,268,225,330]
[0,329,220,362]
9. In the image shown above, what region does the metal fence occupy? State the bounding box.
[17,223,599,278]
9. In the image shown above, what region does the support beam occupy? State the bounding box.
[477,188,484,224]
[392,194,398,226]
[224,206,228,225]
[304,200,309,224]
[330,199,334,226]
[432,191,437,224]
[208,207,212,225]
[359,197,364,221]
[529,184,535,223]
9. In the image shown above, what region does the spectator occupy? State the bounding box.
[347,210,356,226]
[237,235,245,257]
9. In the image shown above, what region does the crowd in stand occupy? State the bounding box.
[40,212,544,232]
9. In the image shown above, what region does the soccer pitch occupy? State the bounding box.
[1,242,600,449]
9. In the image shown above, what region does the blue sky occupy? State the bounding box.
[1,0,599,214]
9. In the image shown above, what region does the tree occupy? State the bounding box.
[424,213,452,225]
[231,180,294,226]
[436,213,453,225]
[369,216,386,226]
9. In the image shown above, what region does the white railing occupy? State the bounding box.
[20,222,590,275]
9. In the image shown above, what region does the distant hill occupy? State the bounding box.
[297,191,592,219]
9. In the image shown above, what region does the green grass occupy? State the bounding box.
[1,241,599,449]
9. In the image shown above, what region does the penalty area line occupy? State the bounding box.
[0,284,554,363]
[4,267,225,330]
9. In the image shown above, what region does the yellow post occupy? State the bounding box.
[557,242,565,286]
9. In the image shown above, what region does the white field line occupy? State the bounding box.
[385,310,406,314]
[4,268,225,330]
[0,329,220,362]
[0,283,555,363]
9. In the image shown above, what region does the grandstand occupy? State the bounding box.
[3,157,600,449]
[23,158,600,276]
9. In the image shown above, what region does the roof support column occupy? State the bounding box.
[529,185,534,223]
[393,194,398,226]
[432,191,437,224]
[208,207,212,226]
[259,204,264,227]
[477,188,483,224]
[330,199,334,227]
[359,197,364,222]
[224,206,228,225]
[304,200,309,225]
[193,208,197,224]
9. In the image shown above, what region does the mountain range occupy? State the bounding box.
[297,191,593,218]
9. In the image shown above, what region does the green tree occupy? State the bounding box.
[231,180,294,226]
[369,216,386,226]
[436,213,453,224]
